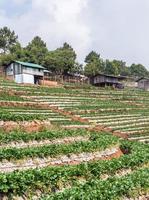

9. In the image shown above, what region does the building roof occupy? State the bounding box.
[137,77,149,82]
[13,61,45,69]
[92,73,123,79]
[44,69,51,73]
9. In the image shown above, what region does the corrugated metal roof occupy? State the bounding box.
[15,61,45,69]
[93,73,120,79]
[44,69,51,73]
[137,77,149,82]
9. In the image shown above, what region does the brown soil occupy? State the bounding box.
[1,120,51,133]
[103,148,123,160]
[0,89,29,96]
[49,105,129,139]
[0,101,51,109]
[49,147,123,166]
[0,98,129,139]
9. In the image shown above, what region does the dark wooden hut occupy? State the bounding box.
[137,77,149,91]
[90,74,124,89]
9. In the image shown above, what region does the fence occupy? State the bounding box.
[44,75,90,85]
[0,66,5,77]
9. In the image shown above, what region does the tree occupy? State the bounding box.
[0,53,15,66]
[104,60,119,76]
[84,60,100,76]
[71,62,83,74]
[10,42,26,60]
[120,66,131,76]
[84,51,104,76]
[111,60,126,75]
[85,51,100,64]
[0,27,18,54]
[25,36,48,65]
[57,42,77,74]
[44,50,61,74]
[104,59,128,76]
[130,64,149,77]
[45,42,77,75]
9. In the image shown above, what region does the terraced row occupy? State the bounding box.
[0,133,148,199]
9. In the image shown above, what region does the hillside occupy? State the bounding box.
[0,79,148,200]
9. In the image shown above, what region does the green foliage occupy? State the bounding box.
[10,42,25,61]
[0,133,119,160]
[84,51,104,76]
[0,27,18,54]
[0,129,89,144]
[104,59,128,76]
[44,168,149,200]
[130,63,149,77]
[85,51,100,63]
[120,66,131,76]
[0,53,15,66]
[0,92,25,101]
[45,42,77,75]
[0,140,148,198]
[0,111,47,121]
[71,62,83,74]
[104,59,120,76]
[0,26,149,78]
[84,50,149,77]
[24,36,48,65]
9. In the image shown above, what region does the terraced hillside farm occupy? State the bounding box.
[0,78,148,200]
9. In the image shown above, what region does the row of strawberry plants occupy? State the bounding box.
[0,133,119,161]
[8,86,72,93]
[68,107,146,114]
[0,141,148,197]
[0,91,27,102]
[43,167,149,200]
[0,129,91,144]
[0,111,48,121]
[1,108,53,112]
[77,109,149,115]
[52,120,86,126]
[6,84,149,97]
[64,103,138,111]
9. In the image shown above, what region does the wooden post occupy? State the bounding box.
[43,74,45,85]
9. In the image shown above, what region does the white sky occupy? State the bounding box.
[0,0,149,69]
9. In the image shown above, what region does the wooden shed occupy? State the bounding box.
[137,77,149,91]
[90,74,124,89]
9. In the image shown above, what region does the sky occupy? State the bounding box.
[0,0,149,69]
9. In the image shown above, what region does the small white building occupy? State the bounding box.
[5,61,45,84]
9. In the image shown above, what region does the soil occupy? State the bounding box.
[0,120,51,133]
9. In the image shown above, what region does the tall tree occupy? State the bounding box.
[111,60,126,75]
[84,51,104,76]
[120,66,131,76]
[0,27,18,54]
[0,53,15,66]
[104,60,119,76]
[85,51,100,64]
[45,42,77,75]
[25,36,48,65]
[130,64,149,77]
[57,42,77,74]
[10,42,26,60]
